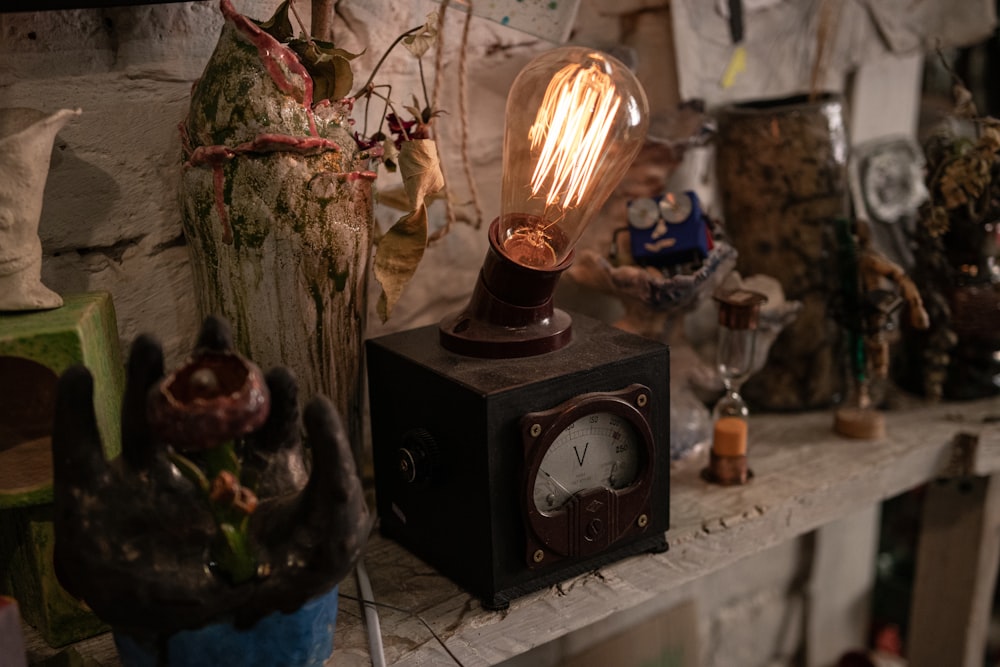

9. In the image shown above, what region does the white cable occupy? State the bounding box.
[355,560,387,667]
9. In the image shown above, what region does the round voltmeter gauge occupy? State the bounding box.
[521,384,656,568]
[532,412,642,512]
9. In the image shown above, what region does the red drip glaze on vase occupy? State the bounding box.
[220,0,318,137]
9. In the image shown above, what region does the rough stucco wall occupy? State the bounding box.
[0,0,531,365]
[0,1,870,663]
[0,0,689,363]
[2,2,241,366]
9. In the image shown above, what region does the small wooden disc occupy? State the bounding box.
[833,407,885,440]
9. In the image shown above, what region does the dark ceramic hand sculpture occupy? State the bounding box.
[51,316,369,636]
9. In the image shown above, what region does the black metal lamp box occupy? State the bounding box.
[366,313,670,609]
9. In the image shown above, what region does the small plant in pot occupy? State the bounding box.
[51,315,368,667]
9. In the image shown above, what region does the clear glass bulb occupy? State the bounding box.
[498,46,649,269]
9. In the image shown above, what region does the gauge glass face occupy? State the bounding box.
[627,198,660,230]
[659,192,692,224]
[532,411,642,513]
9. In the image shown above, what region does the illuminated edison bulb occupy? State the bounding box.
[498,47,649,269]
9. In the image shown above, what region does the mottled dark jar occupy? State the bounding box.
[716,93,849,410]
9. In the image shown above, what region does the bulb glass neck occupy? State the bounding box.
[497,213,571,270]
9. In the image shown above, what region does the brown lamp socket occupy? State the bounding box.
[439,217,574,358]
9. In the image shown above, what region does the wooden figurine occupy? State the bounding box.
[834,219,930,439]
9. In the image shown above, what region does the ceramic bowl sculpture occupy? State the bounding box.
[51,316,369,666]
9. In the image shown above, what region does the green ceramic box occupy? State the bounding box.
[0,292,124,646]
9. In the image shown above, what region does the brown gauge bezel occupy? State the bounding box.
[521,384,656,568]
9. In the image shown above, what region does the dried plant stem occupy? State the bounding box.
[362,84,394,139]
[311,0,334,41]
[456,0,484,229]
[369,89,411,142]
[429,1,458,242]
[289,0,314,46]
[429,0,485,243]
[352,26,423,99]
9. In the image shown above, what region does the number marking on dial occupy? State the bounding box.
[532,411,641,513]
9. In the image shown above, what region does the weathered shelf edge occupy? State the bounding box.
[21,398,1000,666]
[331,397,1000,667]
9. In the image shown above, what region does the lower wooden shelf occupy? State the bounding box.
[24,397,1000,666]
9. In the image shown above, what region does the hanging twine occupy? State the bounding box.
[429,0,485,243]
[454,0,485,230]
[808,0,840,101]
[431,0,450,131]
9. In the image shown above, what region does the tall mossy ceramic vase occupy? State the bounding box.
[716,93,849,411]
[180,0,375,455]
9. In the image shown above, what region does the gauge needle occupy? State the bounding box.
[541,468,573,498]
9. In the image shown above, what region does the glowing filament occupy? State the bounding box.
[528,61,621,211]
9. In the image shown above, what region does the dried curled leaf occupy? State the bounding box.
[940,149,994,210]
[289,39,363,103]
[940,160,970,209]
[254,0,293,43]
[374,205,429,322]
[402,12,439,58]
[382,138,399,172]
[980,124,1000,153]
[925,205,951,238]
[251,0,364,104]
[375,186,414,212]
[372,139,445,321]
[952,82,977,119]
[400,139,445,209]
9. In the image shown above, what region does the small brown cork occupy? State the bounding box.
[715,289,768,330]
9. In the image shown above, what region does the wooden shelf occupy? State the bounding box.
[331,398,1000,666]
[24,398,1000,666]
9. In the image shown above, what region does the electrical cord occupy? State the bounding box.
[355,560,387,667]
[346,516,465,667]
[337,589,468,667]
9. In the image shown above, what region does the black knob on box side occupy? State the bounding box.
[397,428,441,485]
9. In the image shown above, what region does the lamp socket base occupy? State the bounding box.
[439,218,574,358]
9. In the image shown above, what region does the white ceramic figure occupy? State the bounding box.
[0,108,80,311]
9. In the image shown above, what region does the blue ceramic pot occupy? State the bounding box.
[113,586,339,667]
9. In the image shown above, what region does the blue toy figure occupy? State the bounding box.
[626,190,712,269]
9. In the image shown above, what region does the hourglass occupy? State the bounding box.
[703,288,767,485]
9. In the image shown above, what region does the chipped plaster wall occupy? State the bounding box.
[1,1,879,663]
[0,0,688,365]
